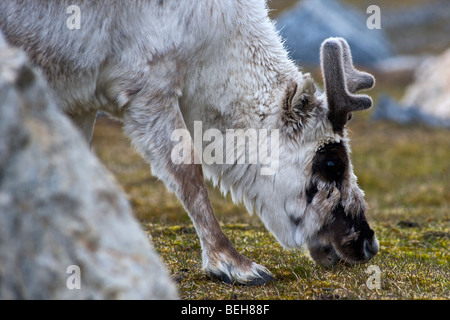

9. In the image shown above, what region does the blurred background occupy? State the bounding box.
[271,0,450,124]
[93,0,450,226]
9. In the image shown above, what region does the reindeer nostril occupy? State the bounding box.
[364,237,379,259]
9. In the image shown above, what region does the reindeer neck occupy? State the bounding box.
[181,12,300,134]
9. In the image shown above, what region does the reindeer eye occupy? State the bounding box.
[326,160,336,168]
[312,143,348,184]
[322,158,344,181]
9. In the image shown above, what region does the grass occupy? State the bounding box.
[143,222,448,300]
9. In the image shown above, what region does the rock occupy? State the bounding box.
[401,49,450,121]
[275,0,394,66]
[372,95,450,128]
[0,35,178,299]
[373,48,450,128]
[397,221,420,228]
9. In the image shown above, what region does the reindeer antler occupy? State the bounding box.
[337,38,375,93]
[320,37,375,132]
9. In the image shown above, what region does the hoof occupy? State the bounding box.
[206,262,274,286]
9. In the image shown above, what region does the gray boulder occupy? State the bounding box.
[401,49,450,121]
[372,95,450,128]
[373,48,450,128]
[275,0,393,66]
[0,34,178,299]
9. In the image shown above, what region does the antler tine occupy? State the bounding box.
[320,37,374,131]
[337,38,375,93]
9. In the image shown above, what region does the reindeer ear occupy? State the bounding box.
[282,78,316,132]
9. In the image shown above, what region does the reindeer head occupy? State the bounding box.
[255,38,378,267]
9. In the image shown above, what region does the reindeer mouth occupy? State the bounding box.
[307,204,379,267]
[308,236,379,268]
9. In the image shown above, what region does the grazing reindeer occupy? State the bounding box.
[0,0,379,285]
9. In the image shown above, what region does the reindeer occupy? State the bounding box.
[0,0,379,285]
